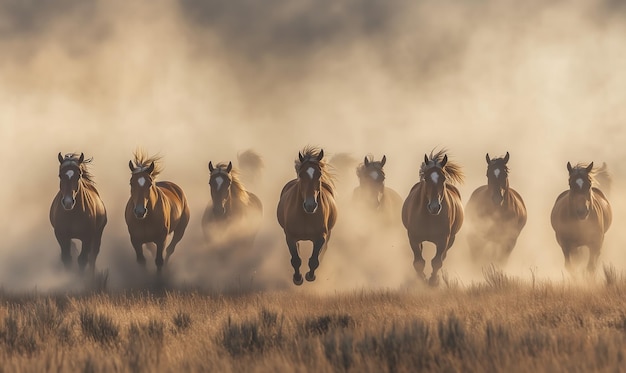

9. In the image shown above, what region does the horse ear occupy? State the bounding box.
[364,156,369,166]
[299,152,304,163]
[503,152,510,164]
[147,162,155,174]
[441,154,448,167]
[227,161,233,173]
[78,153,84,164]
[567,162,572,173]
[486,153,490,164]
[208,161,214,172]
[128,160,135,172]
[381,155,386,167]
[424,154,429,164]
[317,149,324,161]
[58,152,64,164]
[586,162,594,173]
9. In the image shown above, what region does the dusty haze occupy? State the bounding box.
[1,0,626,292]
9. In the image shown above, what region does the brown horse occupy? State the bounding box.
[352,155,403,226]
[50,153,107,274]
[202,161,263,249]
[551,162,612,274]
[277,146,337,285]
[402,149,464,286]
[125,151,190,274]
[465,152,527,266]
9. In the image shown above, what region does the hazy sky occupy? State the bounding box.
[1,0,625,291]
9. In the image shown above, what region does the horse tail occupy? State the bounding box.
[237,149,264,187]
[595,162,612,197]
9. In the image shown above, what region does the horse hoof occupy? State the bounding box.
[293,274,303,286]
[305,272,316,282]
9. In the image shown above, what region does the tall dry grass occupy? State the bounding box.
[1,268,626,372]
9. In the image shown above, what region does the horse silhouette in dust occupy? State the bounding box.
[352,155,403,226]
[277,147,337,285]
[125,151,190,274]
[402,149,464,286]
[201,161,263,252]
[50,153,107,275]
[465,152,527,266]
[551,162,612,275]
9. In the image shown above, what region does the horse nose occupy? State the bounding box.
[62,197,75,210]
[492,194,503,205]
[576,207,589,219]
[428,201,442,215]
[134,206,147,219]
[303,201,318,214]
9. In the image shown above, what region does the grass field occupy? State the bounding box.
[1,266,625,372]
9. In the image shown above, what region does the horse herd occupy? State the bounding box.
[49,147,612,287]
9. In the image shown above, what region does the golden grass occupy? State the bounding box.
[1,268,626,372]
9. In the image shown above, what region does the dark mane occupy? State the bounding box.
[356,154,386,181]
[419,149,464,185]
[132,149,163,177]
[211,162,251,205]
[294,146,335,188]
[60,153,96,186]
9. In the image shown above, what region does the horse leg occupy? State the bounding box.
[131,236,146,268]
[55,233,73,270]
[306,237,327,282]
[155,238,167,275]
[165,213,190,264]
[286,237,303,285]
[430,237,452,287]
[408,234,426,282]
[89,228,104,276]
[77,238,92,274]
[586,242,602,275]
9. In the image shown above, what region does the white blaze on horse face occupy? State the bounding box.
[370,171,379,180]
[215,176,224,190]
[306,167,315,179]
[576,178,583,189]
[494,168,501,178]
[430,171,439,184]
[65,170,75,179]
[138,176,146,187]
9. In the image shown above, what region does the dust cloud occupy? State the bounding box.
[1,0,625,293]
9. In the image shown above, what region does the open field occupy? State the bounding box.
[1,267,626,372]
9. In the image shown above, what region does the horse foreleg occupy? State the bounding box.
[408,235,426,282]
[77,238,92,274]
[306,237,326,282]
[55,233,73,271]
[89,228,104,276]
[155,237,167,275]
[131,237,146,268]
[430,236,453,287]
[287,237,303,285]
[165,215,189,264]
[587,242,602,275]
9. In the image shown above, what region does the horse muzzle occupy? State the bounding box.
[576,207,590,220]
[213,204,226,217]
[62,196,75,211]
[134,206,147,219]
[491,193,504,206]
[427,200,442,215]
[303,201,318,214]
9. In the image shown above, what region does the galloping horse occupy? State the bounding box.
[50,153,107,274]
[125,151,190,274]
[551,162,612,274]
[465,152,527,266]
[352,155,403,225]
[202,161,263,249]
[402,149,464,286]
[277,147,337,285]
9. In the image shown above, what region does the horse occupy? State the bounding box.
[237,149,264,189]
[352,154,403,226]
[401,149,464,286]
[277,146,337,285]
[125,151,190,274]
[550,162,612,275]
[201,161,263,250]
[50,153,107,274]
[465,152,527,266]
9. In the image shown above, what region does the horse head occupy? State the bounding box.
[58,152,84,210]
[128,159,156,219]
[486,152,510,205]
[297,149,324,214]
[567,161,594,219]
[208,161,233,217]
[357,155,387,209]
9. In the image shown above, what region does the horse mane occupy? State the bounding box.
[61,153,96,186]
[294,146,336,188]
[212,162,251,205]
[419,149,464,185]
[356,154,386,181]
[594,162,611,190]
[132,149,163,177]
